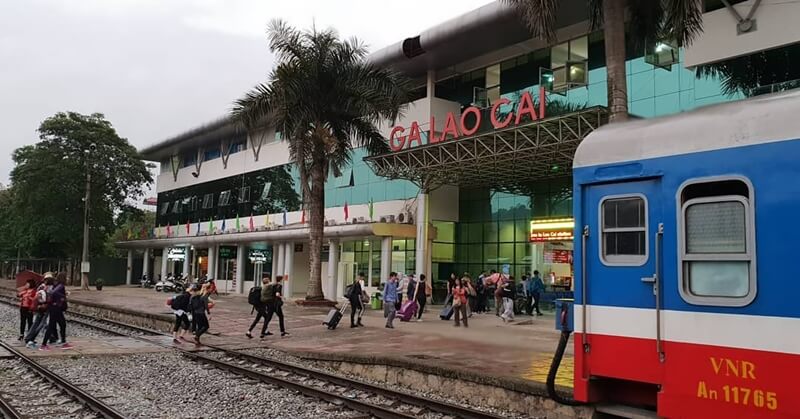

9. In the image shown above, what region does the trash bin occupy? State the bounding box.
[371,292,383,310]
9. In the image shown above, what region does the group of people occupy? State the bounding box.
[17,271,70,350]
[245,274,289,339]
[169,281,216,345]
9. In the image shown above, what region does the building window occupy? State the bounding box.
[181,151,196,168]
[679,178,755,306]
[186,196,198,212]
[550,36,588,92]
[238,186,250,203]
[160,202,170,216]
[260,182,272,200]
[218,190,231,206]
[204,148,221,161]
[171,201,182,214]
[230,141,246,154]
[202,193,214,209]
[600,195,647,266]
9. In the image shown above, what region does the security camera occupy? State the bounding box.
[89,143,97,151]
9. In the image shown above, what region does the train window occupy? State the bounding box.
[600,195,647,265]
[679,178,756,306]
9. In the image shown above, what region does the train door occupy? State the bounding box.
[580,177,665,390]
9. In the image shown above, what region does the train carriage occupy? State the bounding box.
[571,90,800,418]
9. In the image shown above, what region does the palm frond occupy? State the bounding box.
[503,0,559,41]
[663,0,704,47]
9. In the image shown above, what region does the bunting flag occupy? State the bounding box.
[196,220,201,236]
[235,214,241,231]
[249,214,255,231]
[208,218,214,233]
[301,205,306,224]
[186,219,190,235]
[166,224,172,237]
[368,198,374,221]
[344,201,349,221]
[126,228,133,240]
[221,218,227,232]
[282,211,287,226]
[264,212,270,228]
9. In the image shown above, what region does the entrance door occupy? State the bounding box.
[581,178,663,384]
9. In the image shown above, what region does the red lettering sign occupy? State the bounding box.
[388,86,546,151]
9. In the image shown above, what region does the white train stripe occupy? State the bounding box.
[574,305,800,356]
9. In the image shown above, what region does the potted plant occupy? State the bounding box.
[95,278,104,291]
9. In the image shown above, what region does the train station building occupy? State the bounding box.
[118,0,800,299]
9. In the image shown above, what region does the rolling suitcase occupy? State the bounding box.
[439,304,454,320]
[324,301,349,330]
[397,300,418,322]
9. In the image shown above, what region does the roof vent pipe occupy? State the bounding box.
[402,36,425,58]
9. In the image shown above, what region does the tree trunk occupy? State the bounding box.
[305,161,326,300]
[603,0,629,122]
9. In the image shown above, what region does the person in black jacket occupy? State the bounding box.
[190,285,210,344]
[348,274,365,328]
[171,288,191,344]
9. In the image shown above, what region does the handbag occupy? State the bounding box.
[452,295,462,307]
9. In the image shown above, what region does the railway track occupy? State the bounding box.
[0,340,126,419]
[0,296,503,419]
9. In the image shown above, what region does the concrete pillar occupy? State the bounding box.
[208,246,217,280]
[426,70,435,99]
[275,242,285,281]
[327,240,340,300]
[271,244,279,279]
[182,246,191,278]
[142,248,151,280]
[283,242,294,298]
[126,250,134,285]
[415,192,429,277]
[235,244,246,294]
[380,236,392,286]
[160,247,169,279]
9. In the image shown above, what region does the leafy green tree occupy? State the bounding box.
[504,0,704,122]
[232,21,410,300]
[10,112,152,287]
[105,207,156,257]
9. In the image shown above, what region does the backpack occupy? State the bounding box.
[344,284,355,299]
[261,283,276,304]
[248,286,262,306]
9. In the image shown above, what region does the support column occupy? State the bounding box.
[142,248,151,280]
[275,243,284,280]
[283,242,294,299]
[207,246,217,280]
[415,192,429,277]
[235,244,246,294]
[126,250,133,286]
[327,240,340,300]
[160,247,169,279]
[182,246,191,278]
[380,236,392,286]
[271,244,279,279]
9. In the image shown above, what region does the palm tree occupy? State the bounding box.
[232,20,411,300]
[505,0,704,122]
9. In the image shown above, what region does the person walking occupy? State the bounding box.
[452,277,468,328]
[500,276,516,323]
[190,284,211,344]
[246,276,271,339]
[171,286,191,344]
[414,274,427,321]
[25,275,53,349]
[383,272,399,329]
[475,272,486,314]
[528,270,545,316]
[263,275,288,337]
[17,279,36,341]
[463,275,477,318]
[348,274,365,328]
[41,272,70,350]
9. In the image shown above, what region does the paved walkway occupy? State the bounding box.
[1,279,574,387]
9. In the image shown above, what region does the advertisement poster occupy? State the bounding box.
[544,250,573,264]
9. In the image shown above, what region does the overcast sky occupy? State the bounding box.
[0,0,491,192]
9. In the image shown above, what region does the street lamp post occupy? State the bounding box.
[80,144,95,290]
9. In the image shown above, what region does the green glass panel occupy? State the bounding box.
[483,222,498,243]
[432,243,455,263]
[484,243,498,264]
[499,221,515,242]
[467,223,483,243]
[498,243,514,264]
[433,221,455,243]
[516,243,531,265]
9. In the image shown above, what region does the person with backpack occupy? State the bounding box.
[190,284,210,344]
[500,276,517,323]
[452,276,469,328]
[347,274,365,328]
[246,275,270,339]
[41,272,70,351]
[262,275,288,337]
[25,274,53,349]
[171,286,191,344]
[17,279,37,341]
[383,272,399,329]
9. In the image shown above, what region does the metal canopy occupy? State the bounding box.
[365,106,609,194]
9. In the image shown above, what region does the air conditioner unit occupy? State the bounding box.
[356,217,365,223]
[325,219,337,226]
[397,213,405,223]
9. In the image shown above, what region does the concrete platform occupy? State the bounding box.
[1,279,574,390]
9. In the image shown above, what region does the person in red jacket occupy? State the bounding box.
[17,279,37,341]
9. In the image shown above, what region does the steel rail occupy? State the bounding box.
[0,341,127,419]
[0,394,22,419]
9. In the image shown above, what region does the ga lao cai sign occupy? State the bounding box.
[389,87,546,152]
